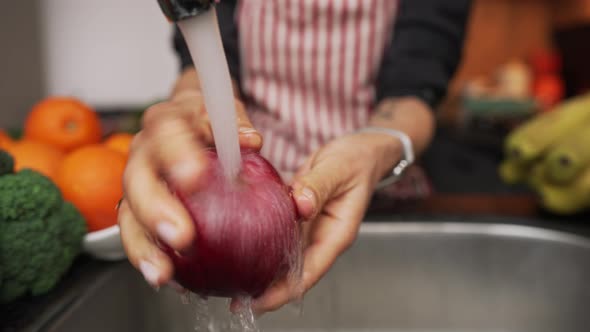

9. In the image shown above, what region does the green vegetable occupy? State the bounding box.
[0,149,14,176]
[0,162,87,304]
[0,169,62,222]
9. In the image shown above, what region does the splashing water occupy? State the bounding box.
[180,248,304,331]
[173,225,304,332]
[174,9,305,330]
[177,8,242,180]
[185,294,259,332]
[228,297,258,332]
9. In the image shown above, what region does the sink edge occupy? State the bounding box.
[359,221,590,248]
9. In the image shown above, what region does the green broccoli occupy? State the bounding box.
[0,167,87,304]
[0,149,14,176]
[0,169,62,222]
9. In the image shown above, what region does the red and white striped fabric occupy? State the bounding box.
[236,0,399,179]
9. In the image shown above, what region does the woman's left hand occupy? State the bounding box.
[247,130,402,315]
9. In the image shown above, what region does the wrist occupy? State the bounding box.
[354,130,404,186]
[368,96,435,156]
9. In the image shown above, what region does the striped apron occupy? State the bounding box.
[236,0,399,179]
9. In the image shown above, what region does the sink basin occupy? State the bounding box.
[45,222,590,332]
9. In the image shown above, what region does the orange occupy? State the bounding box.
[5,140,65,182]
[24,97,102,152]
[103,133,134,157]
[56,145,126,232]
[0,130,13,150]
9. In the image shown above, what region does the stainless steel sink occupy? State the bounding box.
[46,222,590,332]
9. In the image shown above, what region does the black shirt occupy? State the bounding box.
[173,0,473,109]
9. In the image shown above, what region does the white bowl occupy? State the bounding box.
[83,224,127,261]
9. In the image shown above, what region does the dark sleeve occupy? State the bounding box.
[172,0,242,83]
[375,0,474,109]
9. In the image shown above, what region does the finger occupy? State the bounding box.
[252,210,359,314]
[291,160,342,220]
[196,99,263,150]
[129,130,144,154]
[289,153,316,186]
[299,230,353,292]
[193,114,263,151]
[235,100,263,150]
[118,199,174,287]
[123,145,195,251]
[143,103,209,193]
[198,124,263,151]
[250,231,308,314]
[168,90,206,116]
[194,115,214,146]
[250,278,294,315]
[250,230,344,315]
[142,99,200,128]
[301,205,362,287]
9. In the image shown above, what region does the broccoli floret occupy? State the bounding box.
[0,169,87,303]
[0,149,14,176]
[0,169,62,222]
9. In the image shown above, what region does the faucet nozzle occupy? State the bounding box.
[157,0,216,22]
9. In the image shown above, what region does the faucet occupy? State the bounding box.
[157,0,217,22]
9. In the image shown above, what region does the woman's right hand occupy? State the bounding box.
[117,90,261,288]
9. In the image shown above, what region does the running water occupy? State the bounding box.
[177,8,242,180]
[173,8,305,331]
[182,293,259,332]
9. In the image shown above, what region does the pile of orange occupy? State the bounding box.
[1,96,136,232]
[57,145,127,232]
[3,140,64,183]
[0,130,13,149]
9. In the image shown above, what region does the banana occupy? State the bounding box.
[536,166,590,215]
[544,121,590,185]
[499,160,529,184]
[504,93,590,165]
[528,162,546,191]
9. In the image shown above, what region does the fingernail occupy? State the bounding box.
[291,181,303,192]
[297,187,316,218]
[239,128,262,147]
[157,222,180,245]
[301,187,315,202]
[239,127,258,134]
[247,134,262,147]
[139,260,161,286]
[171,161,201,182]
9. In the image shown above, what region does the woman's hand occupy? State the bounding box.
[249,130,402,314]
[117,90,261,288]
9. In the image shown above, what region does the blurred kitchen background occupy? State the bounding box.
[1,0,178,128]
[2,0,590,215]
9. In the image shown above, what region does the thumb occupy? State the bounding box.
[291,159,341,220]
